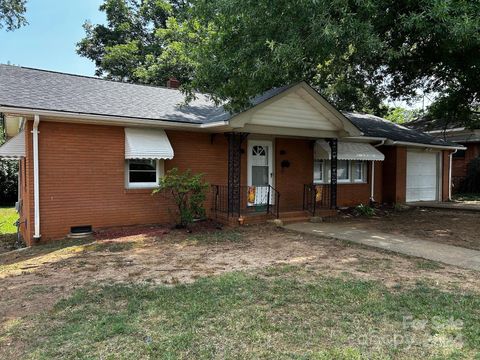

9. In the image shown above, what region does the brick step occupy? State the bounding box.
[278,210,311,217]
[280,217,311,225]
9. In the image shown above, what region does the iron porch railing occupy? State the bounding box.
[212,185,280,219]
[303,183,331,216]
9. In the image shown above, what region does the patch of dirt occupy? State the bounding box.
[0,234,18,254]
[327,207,480,251]
[1,222,479,336]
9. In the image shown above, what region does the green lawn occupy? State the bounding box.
[3,267,479,359]
[0,207,17,235]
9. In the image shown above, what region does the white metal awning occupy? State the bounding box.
[314,140,385,161]
[125,128,174,159]
[0,130,25,159]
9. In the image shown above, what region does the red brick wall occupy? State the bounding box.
[274,138,313,211]
[23,120,229,244]
[21,119,391,243]
[381,146,407,203]
[452,143,480,179]
[442,150,451,201]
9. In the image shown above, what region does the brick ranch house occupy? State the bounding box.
[0,65,463,245]
[406,117,479,190]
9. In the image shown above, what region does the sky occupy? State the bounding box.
[0,0,105,76]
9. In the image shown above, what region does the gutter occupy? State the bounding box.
[370,140,385,203]
[0,106,229,130]
[449,149,457,201]
[32,115,41,241]
[385,140,466,151]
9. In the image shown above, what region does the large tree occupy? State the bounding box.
[0,0,27,31]
[79,0,480,125]
[77,0,190,83]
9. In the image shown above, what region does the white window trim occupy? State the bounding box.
[353,161,367,183]
[313,160,367,185]
[125,159,164,189]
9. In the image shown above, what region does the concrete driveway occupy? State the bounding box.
[285,222,480,271]
[408,201,480,212]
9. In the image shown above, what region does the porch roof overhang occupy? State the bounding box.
[0,130,25,159]
[125,128,174,159]
[314,140,385,161]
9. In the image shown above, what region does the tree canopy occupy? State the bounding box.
[77,0,189,83]
[78,0,480,126]
[0,0,27,31]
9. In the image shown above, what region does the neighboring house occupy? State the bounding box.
[406,117,479,189]
[0,65,462,245]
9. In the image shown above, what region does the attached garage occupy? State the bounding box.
[406,150,441,202]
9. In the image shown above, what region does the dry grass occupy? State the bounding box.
[0,224,479,359]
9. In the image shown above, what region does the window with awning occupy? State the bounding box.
[0,131,25,159]
[125,128,174,160]
[314,140,385,162]
[124,128,174,188]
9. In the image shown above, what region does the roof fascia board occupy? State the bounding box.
[427,127,466,134]
[343,136,388,142]
[0,106,229,131]
[385,139,466,150]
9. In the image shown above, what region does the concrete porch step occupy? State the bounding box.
[278,210,311,225]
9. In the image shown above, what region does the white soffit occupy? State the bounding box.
[125,128,174,159]
[315,140,385,161]
[0,130,25,159]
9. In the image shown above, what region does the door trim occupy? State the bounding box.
[247,140,274,188]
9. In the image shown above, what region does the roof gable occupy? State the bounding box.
[229,82,362,137]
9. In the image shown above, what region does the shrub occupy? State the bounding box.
[354,203,375,217]
[458,157,480,193]
[0,160,18,206]
[153,168,209,227]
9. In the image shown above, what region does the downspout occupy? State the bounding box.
[32,115,41,241]
[370,140,386,203]
[449,149,457,201]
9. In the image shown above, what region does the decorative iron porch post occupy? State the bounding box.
[226,132,248,217]
[328,138,338,209]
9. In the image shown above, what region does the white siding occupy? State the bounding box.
[249,90,340,131]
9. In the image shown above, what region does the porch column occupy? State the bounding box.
[226,132,248,217]
[328,138,338,209]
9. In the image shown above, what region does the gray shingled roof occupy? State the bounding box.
[343,112,459,147]
[0,64,227,124]
[0,64,291,124]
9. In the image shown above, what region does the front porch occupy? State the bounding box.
[210,132,341,225]
[210,183,336,225]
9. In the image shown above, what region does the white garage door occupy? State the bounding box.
[406,151,440,202]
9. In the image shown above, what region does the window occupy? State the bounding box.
[313,160,324,183]
[313,160,367,184]
[126,159,163,188]
[337,160,350,181]
[353,161,366,182]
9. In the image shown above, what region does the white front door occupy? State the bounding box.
[406,151,440,202]
[247,140,274,205]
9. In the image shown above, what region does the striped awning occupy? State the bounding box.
[0,131,25,159]
[314,140,384,161]
[125,128,174,160]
